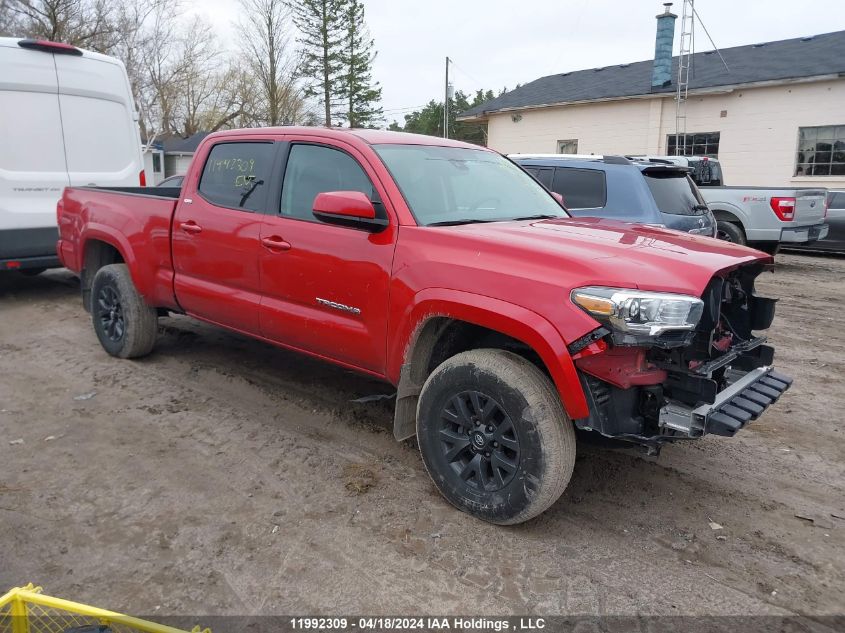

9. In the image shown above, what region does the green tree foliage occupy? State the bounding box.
[390,89,498,146]
[338,0,382,128]
[289,0,346,126]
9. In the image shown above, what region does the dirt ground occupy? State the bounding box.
[0,253,843,618]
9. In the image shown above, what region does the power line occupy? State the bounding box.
[448,58,485,90]
[382,104,429,113]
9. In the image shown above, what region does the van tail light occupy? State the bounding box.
[824,195,830,219]
[770,197,796,221]
[17,39,82,56]
[139,170,147,187]
[56,198,64,223]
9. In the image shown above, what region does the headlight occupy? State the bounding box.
[571,286,704,346]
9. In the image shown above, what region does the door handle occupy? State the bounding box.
[180,221,203,235]
[261,235,291,251]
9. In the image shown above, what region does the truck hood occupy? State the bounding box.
[439,216,770,296]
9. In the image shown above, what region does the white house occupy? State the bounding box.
[141,132,210,185]
[458,9,845,189]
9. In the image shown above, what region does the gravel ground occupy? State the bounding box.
[0,253,842,619]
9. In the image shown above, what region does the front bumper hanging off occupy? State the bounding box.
[659,366,793,438]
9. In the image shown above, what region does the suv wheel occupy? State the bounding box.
[91,264,158,358]
[416,349,576,524]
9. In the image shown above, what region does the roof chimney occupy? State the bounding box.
[652,2,677,88]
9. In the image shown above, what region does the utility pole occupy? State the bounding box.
[443,56,450,138]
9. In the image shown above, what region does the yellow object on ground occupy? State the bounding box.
[0,584,209,633]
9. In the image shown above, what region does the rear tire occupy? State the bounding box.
[716,221,746,245]
[91,264,158,358]
[416,349,576,525]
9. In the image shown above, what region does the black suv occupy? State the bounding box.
[513,155,717,237]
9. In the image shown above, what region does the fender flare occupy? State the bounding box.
[79,224,148,298]
[708,202,748,228]
[389,288,590,440]
[81,225,133,264]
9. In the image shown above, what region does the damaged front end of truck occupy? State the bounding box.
[569,263,792,454]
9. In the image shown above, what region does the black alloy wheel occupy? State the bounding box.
[90,264,158,358]
[97,285,125,342]
[439,390,520,492]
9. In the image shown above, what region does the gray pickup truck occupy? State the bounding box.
[631,156,829,254]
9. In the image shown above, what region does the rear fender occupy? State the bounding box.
[389,288,589,440]
[708,201,749,228]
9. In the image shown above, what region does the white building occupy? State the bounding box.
[141,132,209,185]
[458,11,845,189]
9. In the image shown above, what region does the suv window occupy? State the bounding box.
[198,142,275,211]
[280,144,378,221]
[552,167,606,209]
[830,192,845,209]
[523,167,553,189]
[643,171,707,216]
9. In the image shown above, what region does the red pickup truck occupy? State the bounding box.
[57,127,791,524]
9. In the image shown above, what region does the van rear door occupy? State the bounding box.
[54,53,142,187]
[0,40,69,259]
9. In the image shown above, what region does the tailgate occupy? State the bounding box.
[792,189,827,224]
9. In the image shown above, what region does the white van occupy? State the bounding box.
[0,38,144,273]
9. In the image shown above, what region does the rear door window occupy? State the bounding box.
[551,168,607,209]
[644,171,706,215]
[198,142,275,212]
[830,192,845,209]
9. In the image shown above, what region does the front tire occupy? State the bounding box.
[91,264,158,358]
[416,349,576,524]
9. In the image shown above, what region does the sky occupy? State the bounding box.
[197,0,845,124]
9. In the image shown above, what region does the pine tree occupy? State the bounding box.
[338,0,382,128]
[289,0,346,126]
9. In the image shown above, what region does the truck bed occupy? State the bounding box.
[57,186,180,310]
[700,186,827,245]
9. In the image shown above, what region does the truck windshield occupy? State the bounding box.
[374,144,567,225]
[643,171,708,216]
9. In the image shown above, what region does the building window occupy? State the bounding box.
[667,132,720,157]
[796,125,845,176]
[152,153,162,173]
[557,139,578,154]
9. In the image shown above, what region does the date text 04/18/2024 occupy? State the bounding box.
[289,617,547,630]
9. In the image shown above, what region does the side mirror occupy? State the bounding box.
[550,191,566,206]
[312,191,387,232]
